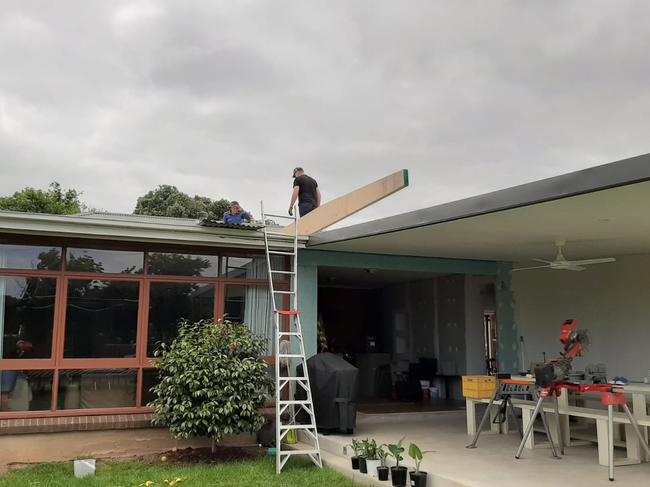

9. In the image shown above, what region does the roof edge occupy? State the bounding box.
[308,152,650,247]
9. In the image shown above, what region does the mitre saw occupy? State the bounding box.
[534,319,590,388]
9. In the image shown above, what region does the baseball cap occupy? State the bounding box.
[292,167,303,177]
[230,201,239,206]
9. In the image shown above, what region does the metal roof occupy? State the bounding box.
[309,152,650,247]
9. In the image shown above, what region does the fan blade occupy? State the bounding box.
[511,265,551,272]
[564,265,586,271]
[566,258,616,266]
[532,258,553,264]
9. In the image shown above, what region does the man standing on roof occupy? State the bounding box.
[223,201,253,225]
[288,167,321,217]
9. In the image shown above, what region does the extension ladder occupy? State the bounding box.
[261,202,322,474]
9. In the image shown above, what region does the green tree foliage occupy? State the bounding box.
[151,319,272,443]
[134,185,231,219]
[0,182,83,214]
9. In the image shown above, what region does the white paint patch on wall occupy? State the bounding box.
[513,254,650,380]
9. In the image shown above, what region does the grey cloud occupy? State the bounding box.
[1,0,650,220]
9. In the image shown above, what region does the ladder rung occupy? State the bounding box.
[279,376,307,381]
[264,213,296,220]
[279,449,321,456]
[278,354,303,358]
[269,250,295,256]
[279,400,312,405]
[279,424,316,430]
[271,270,295,275]
[278,332,302,336]
[275,310,299,315]
[273,290,295,294]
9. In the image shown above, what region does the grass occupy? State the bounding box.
[0,457,359,487]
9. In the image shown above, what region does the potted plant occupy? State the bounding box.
[408,442,433,487]
[387,437,407,487]
[358,438,369,474]
[377,445,390,481]
[364,439,381,478]
[347,439,363,470]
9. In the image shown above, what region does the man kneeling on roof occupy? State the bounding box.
[223,201,253,225]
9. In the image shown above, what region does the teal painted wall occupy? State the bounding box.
[297,249,506,358]
[495,262,518,373]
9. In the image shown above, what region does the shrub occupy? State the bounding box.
[151,319,273,445]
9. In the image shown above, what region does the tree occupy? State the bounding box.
[151,319,272,451]
[134,185,231,219]
[0,182,84,214]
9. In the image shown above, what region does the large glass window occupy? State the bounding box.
[224,285,273,353]
[58,369,137,409]
[0,370,53,412]
[66,248,144,274]
[1,276,57,359]
[222,255,286,279]
[147,252,219,277]
[141,368,159,407]
[64,280,139,358]
[0,244,61,270]
[147,282,214,356]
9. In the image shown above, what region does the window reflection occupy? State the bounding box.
[1,276,56,359]
[64,280,139,358]
[222,255,285,279]
[58,369,136,409]
[147,282,214,356]
[0,370,53,412]
[147,252,218,277]
[66,248,144,274]
[224,285,273,354]
[0,244,61,270]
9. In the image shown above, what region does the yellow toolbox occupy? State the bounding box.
[462,375,497,399]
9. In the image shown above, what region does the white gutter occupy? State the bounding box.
[0,211,307,251]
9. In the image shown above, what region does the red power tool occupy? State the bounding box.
[534,319,590,388]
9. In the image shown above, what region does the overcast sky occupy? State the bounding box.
[1,1,649,226]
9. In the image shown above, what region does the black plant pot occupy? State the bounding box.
[409,471,428,487]
[390,466,408,487]
[377,466,389,481]
[351,456,360,470]
[358,457,367,474]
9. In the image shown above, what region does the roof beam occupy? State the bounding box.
[281,169,409,236]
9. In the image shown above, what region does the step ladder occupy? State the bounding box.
[261,202,322,474]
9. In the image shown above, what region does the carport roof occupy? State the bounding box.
[307,152,650,262]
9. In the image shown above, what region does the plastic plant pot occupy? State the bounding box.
[366,459,380,477]
[358,457,368,474]
[409,470,428,487]
[351,456,360,470]
[390,466,407,486]
[377,466,389,481]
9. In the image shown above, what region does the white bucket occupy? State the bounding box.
[428,386,439,400]
[73,459,96,478]
[365,459,381,477]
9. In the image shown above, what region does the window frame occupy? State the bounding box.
[0,239,288,419]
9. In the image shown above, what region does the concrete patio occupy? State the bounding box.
[316,411,650,487]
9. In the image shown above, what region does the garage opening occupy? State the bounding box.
[317,266,497,414]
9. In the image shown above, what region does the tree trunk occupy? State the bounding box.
[211,438,216,454]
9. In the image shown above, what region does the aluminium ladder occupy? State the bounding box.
[261,202,322,474]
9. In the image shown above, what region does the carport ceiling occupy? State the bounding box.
[308,154,650,262]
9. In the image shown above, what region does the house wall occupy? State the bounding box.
[512,254,650,379]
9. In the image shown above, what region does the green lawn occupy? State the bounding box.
[0,457,358,487]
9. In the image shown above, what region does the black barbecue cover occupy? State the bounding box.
[297,352,358,430]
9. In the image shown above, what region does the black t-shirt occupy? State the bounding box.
[293,175,318,207]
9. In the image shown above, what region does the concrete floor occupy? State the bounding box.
[320,411,650,487]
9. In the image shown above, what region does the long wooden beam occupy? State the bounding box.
[281,169,409,235]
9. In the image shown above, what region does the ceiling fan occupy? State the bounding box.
[512,240,616,272]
